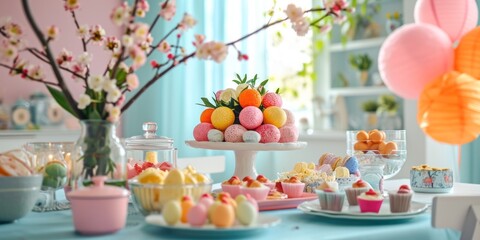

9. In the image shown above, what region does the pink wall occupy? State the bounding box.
[0,0,121,128]
[0,1,120,103]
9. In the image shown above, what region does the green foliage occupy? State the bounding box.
[46,86,78,118]
[349,54,372,71]
[377,95,398,114]
[361,100,379,112]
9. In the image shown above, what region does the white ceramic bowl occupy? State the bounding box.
[0,175,42,223]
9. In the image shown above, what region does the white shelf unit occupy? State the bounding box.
[329,37,386,52]
[329,86,391,96]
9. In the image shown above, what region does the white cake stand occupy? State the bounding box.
[185,141,307,179]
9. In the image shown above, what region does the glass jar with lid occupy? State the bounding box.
[125,122,177,170]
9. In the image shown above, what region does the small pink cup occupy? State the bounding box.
[281,182,305,198]
[240,186,270,201]
[67,176,129,235]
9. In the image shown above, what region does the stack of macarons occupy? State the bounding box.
[318,153,359,177]
[193,76,298,143]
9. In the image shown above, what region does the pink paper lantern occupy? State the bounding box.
[378,23,454,99]
[414,0,478,43]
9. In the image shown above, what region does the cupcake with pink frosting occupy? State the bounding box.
[357,189,384,213]
[239,106,263,130]
[256,124,280,143]
[224,124,247,142]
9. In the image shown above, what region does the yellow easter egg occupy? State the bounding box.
[211,107,235,131]
[263,106,286,128]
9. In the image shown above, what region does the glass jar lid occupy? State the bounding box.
[125,122,174,150]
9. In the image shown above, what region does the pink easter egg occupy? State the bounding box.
[193,123,214,141]
[187,204,208,227]
[262,92,283,108]
[279,125,298,143]
[378,23,454,99]
[414,0,478,43]
[224,124,247,142]
[239,106,263,130]
[255,124,280,143]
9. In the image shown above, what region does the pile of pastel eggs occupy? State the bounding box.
[193,84,298,143]
[162,193,258,228]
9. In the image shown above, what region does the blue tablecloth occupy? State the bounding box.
[0,203,460,240]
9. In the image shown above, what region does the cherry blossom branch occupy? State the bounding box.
[110,0,139,79]
[24,47,86,80]
[21,0,83,118]
[146,24,179,58]
[0,63,60,86]
[70,10,87,52]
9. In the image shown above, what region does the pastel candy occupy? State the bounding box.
[243,131,261,143]
[207,129,224,142]
[344,156,358,174]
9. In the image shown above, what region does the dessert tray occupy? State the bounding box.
[258,193,317,211]
[298,200,429,220]
[185,141,307,178]
[145,214,281,237]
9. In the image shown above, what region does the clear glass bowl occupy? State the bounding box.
[346,130,407,179]
[129,180,212,216]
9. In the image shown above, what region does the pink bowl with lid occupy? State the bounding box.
[67,176,129,235]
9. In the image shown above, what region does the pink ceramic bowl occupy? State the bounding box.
[281,182,305,198]
[240,186,270,201]
[68,176,129,235]
[221,184,242,198]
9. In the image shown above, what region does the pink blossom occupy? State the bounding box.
[45,25,59,40]
[77,24,89,38]
[333,14,347,24]
[136,0,150,17]
[210,42,228,63]
[0,40,18,62]
[4,22,23,39]
[192,34,205,47]
[76,52,93,66]
[179,13,197,31]
[284,4,303,23]
[116,94,126,106]
[150,60,160,68]
[132,23,149,43]
[159,0,176,21]
[106,105,121,122]
[104,36,120,52]
[126,73,139,90]
[25,65,44,79]
[129,45,146,70]
[111,3,130,26]
[158,41,171,53]
[89,25,106,43]
[292,18,309,36]
[215,90,224,101]
[56,48,73,67]
[9,58,27,76]
[71,63,87,79]
[64,0,80,11]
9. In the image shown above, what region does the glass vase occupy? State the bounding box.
[71,120,126,190]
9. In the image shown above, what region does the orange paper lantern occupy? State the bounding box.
[418,71,480,144]
[455,27,480,79]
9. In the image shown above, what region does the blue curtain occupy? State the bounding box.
[123,0,270,183]
[460,0,480,183]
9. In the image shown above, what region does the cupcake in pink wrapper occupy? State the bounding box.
[357,189,384,213]
[224,124,247,142]
[221,176,242,198]
[388,184,413,213]
[345,179,371,206]
[256,174,275,190]
[279,125,298,143]
[193,123,214,141]
[239,106,263,130]
[315,188,345,212]
[241,180,270,201]
[281,176,305,198]
[256,124,280,143]
[262,92,283,108]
